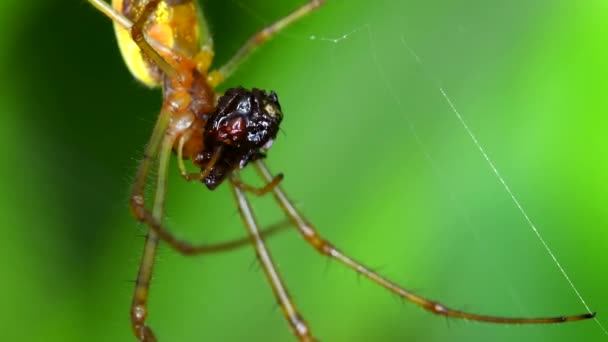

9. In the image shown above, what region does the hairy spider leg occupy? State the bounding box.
[211,0,326,85]
[129,109,173,342]
[253,160,596,325]
[230,173,317,342]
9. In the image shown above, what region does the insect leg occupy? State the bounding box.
[254,160,595,324]
[212,0,325,85]
[229,172,317,342]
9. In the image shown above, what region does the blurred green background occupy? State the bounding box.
[1,0,606,341]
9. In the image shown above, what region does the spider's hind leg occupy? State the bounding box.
[229,172,317,342]
[232,173,284,196]
[254,159,596,325]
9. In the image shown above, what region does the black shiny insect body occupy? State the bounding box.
[198,87,283,189]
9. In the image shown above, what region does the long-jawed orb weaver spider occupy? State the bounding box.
[86,0,596,340]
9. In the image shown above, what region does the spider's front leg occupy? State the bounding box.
[211,0,326,87]
[128,0,177,78]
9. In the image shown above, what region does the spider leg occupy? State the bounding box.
[136,211,294,256]
[232,173,284,196]
[229,172,317,342]
[254,160,596,324]
[182,220,292,254]
[87,0,178,79]
[180,144,224,182]
[128,109,173,342]
[177,134,198,181]
[128,0,180,79]
[87,0,131,28]
[211,0,325,86]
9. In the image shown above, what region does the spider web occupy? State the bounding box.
[224,0,606,340]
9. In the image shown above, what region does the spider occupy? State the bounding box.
[86,0,595,340]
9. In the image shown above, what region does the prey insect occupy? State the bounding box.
[86,0,596,340]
